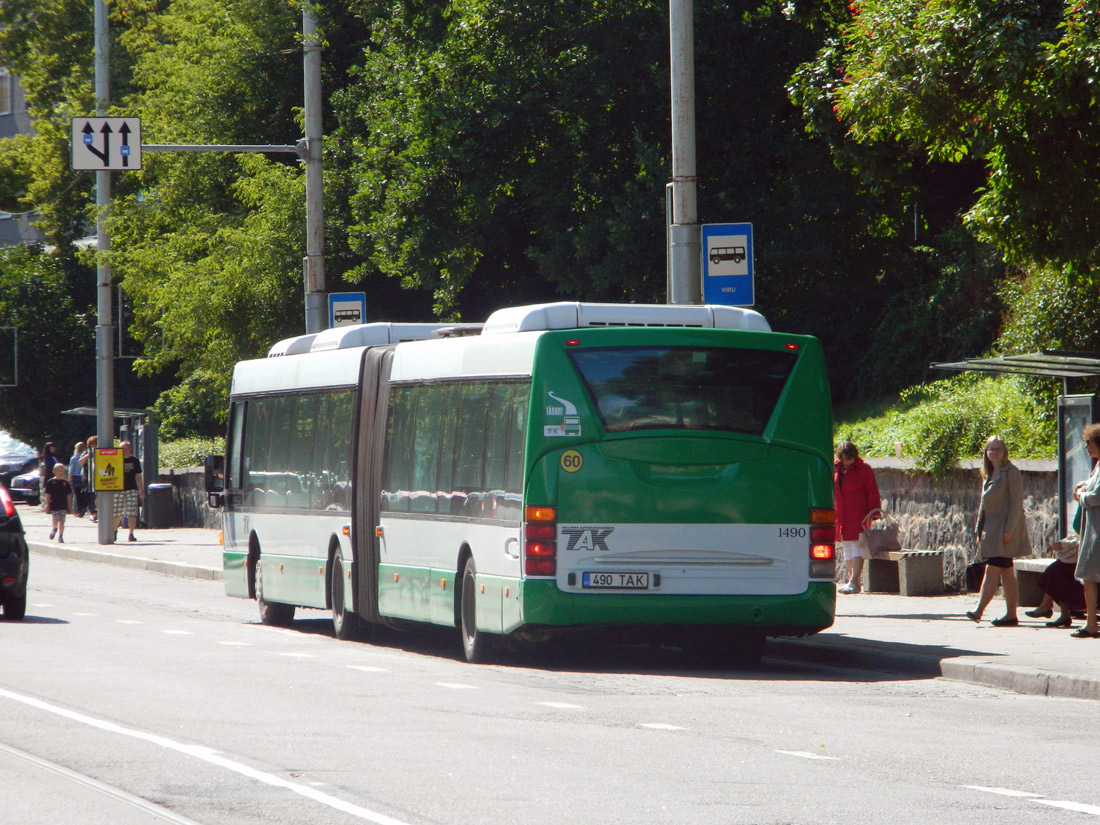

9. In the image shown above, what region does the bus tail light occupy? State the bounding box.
[809,508,836,578]
[524,505,557,577]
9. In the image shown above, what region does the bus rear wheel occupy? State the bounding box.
[460,558,493,664]
[256,557,295,627]
[331,551,362,641]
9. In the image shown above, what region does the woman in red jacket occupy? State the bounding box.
[834,441,882,594]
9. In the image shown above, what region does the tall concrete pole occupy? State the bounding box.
[302,8,326,334]
[94,0,115,542]
[668,0,701,304]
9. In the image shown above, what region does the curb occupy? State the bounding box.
[28,541,222,582]
[769,636,1100,702]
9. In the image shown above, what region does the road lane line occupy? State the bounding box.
[537,702,585,710]
[640,723,685,730]
[962,786,1043,798]
[0,686,415,825]
[1034,800,1100,815]
[162,630,191,635]
[348,666,390,673]
[775,750,838,761]
[435,682,477,690]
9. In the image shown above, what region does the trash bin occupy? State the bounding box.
[146,483,176,528]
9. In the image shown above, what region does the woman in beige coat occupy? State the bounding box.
[966,435,1032,626]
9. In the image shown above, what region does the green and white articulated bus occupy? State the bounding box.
[207,302,836,662]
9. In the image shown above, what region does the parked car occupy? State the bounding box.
[0,450,37,490]
[0,484,28,620]
[9,469,40,505]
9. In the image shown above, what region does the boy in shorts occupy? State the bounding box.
[44,462,73,543]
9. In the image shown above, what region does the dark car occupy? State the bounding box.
[0,483,28,620]
[9,469,39,506]
[0,450,37,490]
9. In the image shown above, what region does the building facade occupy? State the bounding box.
[0,66,41,247]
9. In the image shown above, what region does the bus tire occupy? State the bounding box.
[256,557,295,627]
[460,558,493,664]
[2,594,26,621]
[331,551,362,641]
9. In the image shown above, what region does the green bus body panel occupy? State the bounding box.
[258,555,328,609]
[224,551,248,598]
[518,580,835,633]
[377,564,458,627]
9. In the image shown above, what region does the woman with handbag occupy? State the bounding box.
[1070,424,1100,638]
[966,435,1031,626]
[834,441,881,595]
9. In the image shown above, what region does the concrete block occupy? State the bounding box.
[863,557,899,593]
[898,553,945,596]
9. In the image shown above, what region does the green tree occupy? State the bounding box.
[0,246,95,447]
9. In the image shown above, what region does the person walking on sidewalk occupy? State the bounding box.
[1071,424,1100,638]
[834,441,881,595]
[79,435,98,522]
[113,440,144,542]
[43,463,73,543]
[967,435,1031,626]
[68,442,85,517]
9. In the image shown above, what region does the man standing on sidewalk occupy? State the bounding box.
[835,441,882,594]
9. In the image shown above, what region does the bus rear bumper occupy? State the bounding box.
[515,580,835,637]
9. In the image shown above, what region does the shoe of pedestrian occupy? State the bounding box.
[128,534,137,542]
[965,611,981,623]
[58,536,63,543]
[49,528,56,540]
[990,616,1019,627]
[1047,615,1073,628]
[1025,607,1053,619]
[838,584,859,594]
[1071,627,1100,638]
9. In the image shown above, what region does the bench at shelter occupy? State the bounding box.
[861,550,945,597]
[1014,557,1053,607]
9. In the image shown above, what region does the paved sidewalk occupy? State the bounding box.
[19,503,1100,700]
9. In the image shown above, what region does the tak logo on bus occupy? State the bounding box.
[561,526,615,552]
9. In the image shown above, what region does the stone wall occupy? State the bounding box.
[153,468,221,529]
[867,458,1059,592]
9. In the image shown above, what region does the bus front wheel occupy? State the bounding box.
[256,557,295,627]
[460,558,493,664]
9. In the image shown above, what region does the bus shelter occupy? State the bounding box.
[932,351,1100,537]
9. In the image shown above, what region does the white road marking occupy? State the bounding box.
[640,723,685,731]
[117,620,143,625]
[73,612,99,616]
[537,702,585,710]
[162,630,191,635]
[217,641,250,647]
[0,687,415,825]
[32,603,55,607]
[775,750,838,761]
[1034,800,1100,816]
[963,786,1043,798]
[435,682,478,690]
[348,666,389,673]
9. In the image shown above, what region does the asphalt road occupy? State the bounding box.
[5,555,1100,825]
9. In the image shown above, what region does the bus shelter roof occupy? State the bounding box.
[931,351,1100,381]
[62,407,153,420]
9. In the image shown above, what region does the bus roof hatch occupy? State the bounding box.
[480,302,771,335]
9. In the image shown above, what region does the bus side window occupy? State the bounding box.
[286,393,319,510]
[381,386,417,513]
[484,383,512,518]
[454,383,489,518]
[225,401,246,491]
[502,384,528,520]
[410,385,446,514]
[436,384,461,515]
[244,397,274,509]
[266,397,294,506]
[324,390,355,512]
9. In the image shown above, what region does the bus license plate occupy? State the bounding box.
[582,572,649,590]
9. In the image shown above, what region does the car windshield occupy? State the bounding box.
[568,345,797,435]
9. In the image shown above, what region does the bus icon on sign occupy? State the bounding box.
[334,308,362,324]
[710,246,746,265]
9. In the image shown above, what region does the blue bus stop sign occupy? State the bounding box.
[328,292,367,328]
[701,222,753,306]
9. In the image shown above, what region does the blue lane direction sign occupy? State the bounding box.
[702,222,754,306]
[70,117,142,171]
[329,292,367,328]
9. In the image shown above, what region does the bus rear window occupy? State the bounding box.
[568,346,797,435]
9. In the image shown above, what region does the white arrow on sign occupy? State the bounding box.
[70,117,143,171]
